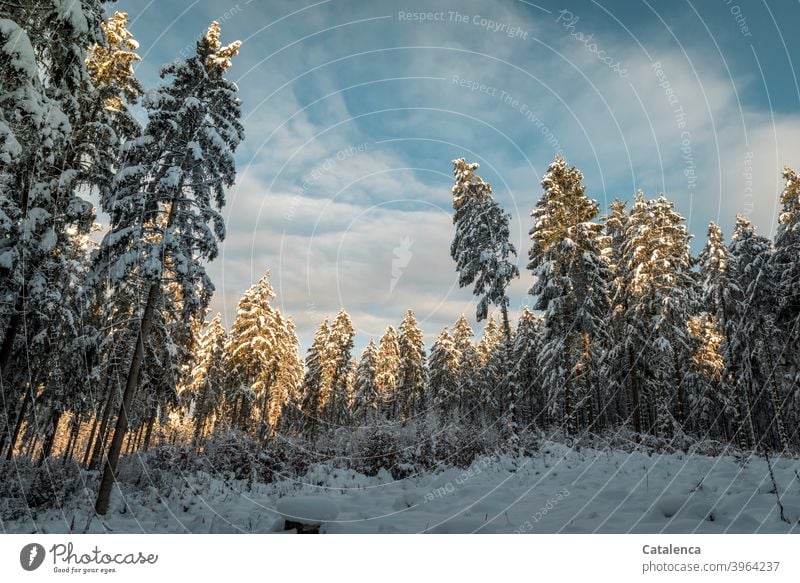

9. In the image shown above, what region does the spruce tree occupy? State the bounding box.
[617,193,696,436]
[451,314,475,356]
[428,328,460,421]
[771,167,800,446]
[0,1,108,379]
[397,309,426,423]
[322,310,356,428]
[299,319,331,439]
[92,22,243,514]
[528,156,611,436]
[376,325,401,419]
[450,159,520,342]
[730,215,789,450]
[353,339,380,424]
[510,307,543,429]
[698,222,753,447]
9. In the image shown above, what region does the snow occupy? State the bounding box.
[7,443,800,534]
[52,0,89,34]
[0,19,37,77]
[277,496,339,524]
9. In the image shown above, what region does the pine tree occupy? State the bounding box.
[397,309,427,423]
[510,307,543,429]
[322,310,356,428]
[299,319,331,439]
[686,313,727,439]
[528,156,612,435]
[771,166,800,447]
[92,22,243,514]
[617,192,696,437]
[226,273,300,439]
[475,314,504,419]
[457,343,481,422]
[451,314,475,356]
[698,222,753,447]
[428,328,460,421]
[602,199,631,428]
[0,1,108,379]
[375,325,401,419]
[450,159,520,342]
[730,215,789,450]
[353,339,380,424]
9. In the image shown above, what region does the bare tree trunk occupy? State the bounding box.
[759,320,789,451]
[89,385,116,470]
[5,383,32,459]
[24,433,38,458]
[82,414,100,467]
[500,303,512,346]
[142,407,157,451]
[0,310,22,381]
[134,422,145,451]
[38,410,62,463]
[629,350,641,434]
[95,282,160,515]
[63,414,81,460]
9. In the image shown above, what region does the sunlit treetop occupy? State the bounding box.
[85,11,141,111]
[451,158,493,210]
[201,20,241,72]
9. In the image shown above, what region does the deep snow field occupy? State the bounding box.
[5,442,800,534]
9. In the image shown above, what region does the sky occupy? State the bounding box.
[113,0,800,353]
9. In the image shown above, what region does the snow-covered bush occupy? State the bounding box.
[0,458,86,520]
[116,443,198,494]
[351,424,410,478]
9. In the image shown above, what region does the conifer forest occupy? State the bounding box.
[2,1,800,534]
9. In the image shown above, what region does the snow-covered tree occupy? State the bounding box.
[0,1,106,377]
[616,192,696,436]
[397,309,427,423]
[299,319,331,438]
[322,310,356,428]
[451,314,475,356]
[353,339,380,424]
[475,314,505,419]
[376,325,401,419]
[528,156,612,435]
[510,307,543,429]
[428,328,460,420]
[92,21,243,514]
[685,313,727,438]
[226,273,301,439]
[450,159,519,342]
[771,166,800,445]
[698,222,753,447]
[457,343,481,422]
[730,215,789,450]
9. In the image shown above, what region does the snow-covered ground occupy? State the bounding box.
[6,443,800,534]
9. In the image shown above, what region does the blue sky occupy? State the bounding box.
[114,0,800,352]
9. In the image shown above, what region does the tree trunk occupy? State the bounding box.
[0,310,22,381]
[500,303,512,346]
[95,282,160,515]
[38,410,62,463]
[759,319,789,451]
[5,383,32,459]
[82,414,100,467]
[142,407,157,451]
[89,385,116,470]
[193,386,209,449]
[628,349,641,434]
[62,413,81,461]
